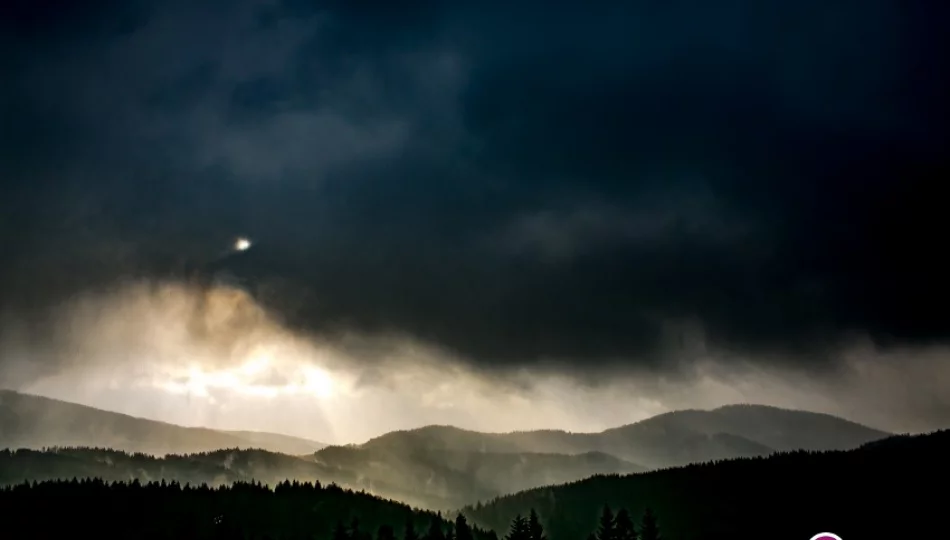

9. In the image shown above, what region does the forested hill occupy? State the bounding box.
[0,445,640,510]
[0,390,326,455]
[360,404,888,468]
[0,477,499,540]
[463,429,949,540]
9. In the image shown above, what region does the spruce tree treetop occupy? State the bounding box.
[639,509,660,540]
[596,506,616,540]
[504,514,529,540]
[527,509,546,540]
[615,509,638,540]
[427,514,446,540]
[456,513,474,540]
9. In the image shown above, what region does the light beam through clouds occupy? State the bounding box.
[2,279,944,443]
[1,0,948,440]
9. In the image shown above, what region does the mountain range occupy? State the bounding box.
[353,403,888,468]
[0,389,890,509]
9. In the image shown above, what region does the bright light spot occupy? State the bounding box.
[154,352,337,402]
[234,237,252,251]
[241,354,270,376]
[301,366,334,399]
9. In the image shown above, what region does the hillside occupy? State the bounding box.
[0,477,500,540]
[0,443,643,511]
[2,390,892,510]
[360,404,888,468]
[311,445,645,508]
[463,429,949,540]
[0,445,460,509]
[218,430,328,455]
[0,447,343,489]
[0,390,325,455]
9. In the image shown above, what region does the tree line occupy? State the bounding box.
[330,509,497,540]
[501,508,659,540]
[0,477,497,540]
[0,476,661,540]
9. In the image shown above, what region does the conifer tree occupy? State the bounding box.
[527,509,546,540]
[456,513,474,540]
[427,513,446,540]
[504,514,529,540]
[615,509,637,540]
[596,506,616,540]
[639,509,660,540]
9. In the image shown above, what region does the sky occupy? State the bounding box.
[1,0,948,444]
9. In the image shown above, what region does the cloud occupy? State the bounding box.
[2,0,949,432]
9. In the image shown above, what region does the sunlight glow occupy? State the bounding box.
[155,352,336,401]
[301,366,334,399]
[234,237,252,251]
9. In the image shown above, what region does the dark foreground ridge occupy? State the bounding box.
[464,429,949,540]
[0,478,499,540]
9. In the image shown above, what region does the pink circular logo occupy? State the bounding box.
[810,534,841,540]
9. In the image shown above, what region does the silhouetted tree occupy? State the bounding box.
[504,514,529,540]
[638,509,659,540]
[427,513,446,540]
[527,509,546,540]
[596,506,616,540]
[456,514,474,540]
[405,519,420,540]
[614,509,637,540]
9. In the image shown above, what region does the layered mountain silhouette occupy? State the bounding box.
[0,445,641,510]
[309,445,644,508]
[1,389,892,511]
[464,429,948,539]
[0,390,327,456]
[356,404,888,468]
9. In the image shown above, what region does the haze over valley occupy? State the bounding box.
[1,389,891,510]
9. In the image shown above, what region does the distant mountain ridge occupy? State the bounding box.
[0,444,644,511]
[358,403,888,468]
[309,444,646,508]
[0,390,327,456]
[1,389,892,510]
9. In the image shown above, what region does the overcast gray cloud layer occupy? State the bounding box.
[2,0,949,430]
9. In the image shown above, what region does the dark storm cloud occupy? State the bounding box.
[2,1,948,373]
